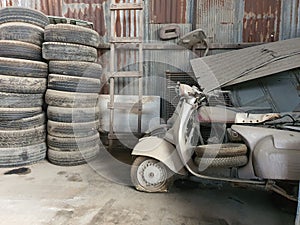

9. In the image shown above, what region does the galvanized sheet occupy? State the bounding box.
[195,0,240,43]
[280,0,300,40]
[243,0,281,42]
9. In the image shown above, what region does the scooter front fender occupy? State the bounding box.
[132,136,187,175]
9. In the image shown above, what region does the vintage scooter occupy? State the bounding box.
[131,83,300,201]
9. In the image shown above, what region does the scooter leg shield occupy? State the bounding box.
[132,136,187,175]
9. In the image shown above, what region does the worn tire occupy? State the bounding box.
[47,146,99,166]
[131,156,173,193]
[48,74,101,93]
[44,24,100,47]
[49,61,102,79]
[0,142,46,167]
[45,89,99,107]
[0,107,42,121]
[0,22,44,46]
[195,155,248,168]
[0,113,45,130]
[0,40,42,61]
[194,143,248,158]
[0,92,43,108]
[0,75,46,94]
[47,120,99,137]
[0,125,46,148]
[0,57,48,78]
[0,7,49,28]
[42,42,97,62]
[47,106,99,123]
[47,133,100,151]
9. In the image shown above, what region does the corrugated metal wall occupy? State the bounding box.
[280,0,300,40]
[194,0,241,43]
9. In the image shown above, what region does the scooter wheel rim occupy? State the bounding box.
[136,159,168,190]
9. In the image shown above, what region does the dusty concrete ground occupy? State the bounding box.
[0,155,296,225]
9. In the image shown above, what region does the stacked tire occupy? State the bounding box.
[0,7,49,167]
[43,24,102,166]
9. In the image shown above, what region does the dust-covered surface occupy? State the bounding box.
[0,160,295,225]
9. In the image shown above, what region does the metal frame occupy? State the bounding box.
[108,0,144,142]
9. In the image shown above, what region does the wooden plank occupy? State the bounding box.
[110,3,143,10]
[107,102,143,110]
[108,71,142,78]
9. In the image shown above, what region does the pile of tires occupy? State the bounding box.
[43,24,102,166]
[0,7,49,167]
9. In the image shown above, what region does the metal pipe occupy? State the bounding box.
[296,181,300,225]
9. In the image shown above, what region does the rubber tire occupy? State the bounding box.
[0,125,46,148]
[48,74,101,93]
[0,92,43,108]
[44,24,100,48]
[49,61,102,79]
[0,7,49,28]
[45,89,99,107]
[0,40,42,61]
[0,107,42,121]
[131,156,173,193]
[0,57,48,78]
[47,120,99,138]
[0,142,46,167]
[194,155,248,168]
[47,106,99,123]
[194,143,248,158]
[0,75,46,94]
[0,113,45,130]
[42,42,97,62]
[47,146,99,166]
[47,133,100,151]
[0,22,44,46]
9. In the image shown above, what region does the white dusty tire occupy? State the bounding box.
[47,106,99,123]
[0,142,46,167]
[47,146,99,166]
[45,89,99,108]
[49,61,102,79]
[42,42,97,62]
[0,7,49,28]
[0,92,43,108]
[0,57,48,78]
[0,22,44,46]
[44,24,100,47]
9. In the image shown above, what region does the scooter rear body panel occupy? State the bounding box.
[232,125,300,180]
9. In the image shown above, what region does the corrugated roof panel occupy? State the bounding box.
[190,38,300,92]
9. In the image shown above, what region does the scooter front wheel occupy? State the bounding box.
[131,156,173,193]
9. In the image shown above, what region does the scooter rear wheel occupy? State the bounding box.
[131,156,173,192]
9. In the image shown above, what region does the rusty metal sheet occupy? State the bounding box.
[243,0,281,42]
[150,0,187,24]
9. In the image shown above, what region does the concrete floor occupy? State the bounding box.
[0,152,296,225]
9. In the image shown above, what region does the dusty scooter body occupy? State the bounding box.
[131,83,300,200]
